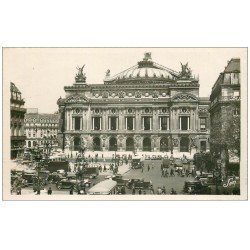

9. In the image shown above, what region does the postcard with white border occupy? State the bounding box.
[2,47,248,200]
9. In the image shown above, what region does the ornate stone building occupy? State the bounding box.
[57,53,210,154]
[24,109,59,151]
[209,58,240,174]
[10,82,26,159]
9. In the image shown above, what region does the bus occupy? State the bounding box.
[87,179,117,195]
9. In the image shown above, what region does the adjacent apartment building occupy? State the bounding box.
[24,109,59,151]
[10,82,26,159]
[209,58,240,175]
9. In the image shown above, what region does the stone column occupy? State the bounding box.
[195,107,198,131]
[68,109,71,131]
[136,108,141,131]
[119,109,123,131]
[87,105,91,131]
[153,108,158,130]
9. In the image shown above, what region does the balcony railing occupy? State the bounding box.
[220,96,240,101]
[210,95,240,108]
[11,106,26,113]
[11,136,26,141]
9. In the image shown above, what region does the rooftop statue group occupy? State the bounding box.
[180,62,192,79]
[75,65,86,83]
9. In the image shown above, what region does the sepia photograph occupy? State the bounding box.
[2,47,248,200]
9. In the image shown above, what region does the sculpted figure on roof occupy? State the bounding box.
[180,62,192,79]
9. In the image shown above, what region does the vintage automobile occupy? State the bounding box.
[126,178,153,190]
[83,167,99,179]
[131,157,142,169]
[57,178,91,190]
[183,180,211,195]
[56,179,78,190]
[48,172,65,184]
[22,173,36,186]
[112,174,129,187]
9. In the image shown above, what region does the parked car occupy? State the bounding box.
[112,174,129,186]
[183,180,211,194]
[127,178,153,190]
[48,172,65,183]
[56,179,78,190]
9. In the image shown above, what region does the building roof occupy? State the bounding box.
[224,58,240,73]
[10,82,21,93]
[211,58,240,93]
[25,113,59,123]
[104,53,182,84]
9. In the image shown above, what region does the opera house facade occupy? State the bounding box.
[57,53,210,154]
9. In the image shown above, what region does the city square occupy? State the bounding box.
[8,48,242,198]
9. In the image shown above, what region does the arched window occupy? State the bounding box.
[160,137,169,152]
[109,137,117,151]
[126,137,134,151]
[93,137,101,151]
[143,137,151,151]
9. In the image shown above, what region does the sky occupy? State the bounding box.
[3,48,246,113]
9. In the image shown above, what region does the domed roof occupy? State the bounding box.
[104,52,180,84]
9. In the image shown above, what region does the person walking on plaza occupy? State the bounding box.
[162,186,166,194]
[48,187,52,195]
[170,188,177,195]
[17,186,22,195]
[165,168,169,178]
[170,168,175,177]
[70,187,74,195]
[148,165,150,172]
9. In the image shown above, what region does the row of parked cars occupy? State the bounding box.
[11,169,93,191]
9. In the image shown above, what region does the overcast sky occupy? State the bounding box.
[4,48,246,113]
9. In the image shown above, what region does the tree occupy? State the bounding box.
[223,102,240,158]
[210,102,240,158]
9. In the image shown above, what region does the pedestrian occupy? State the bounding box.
[170,188,177,195]
[161,169,164,177]
[48,187,52,195]
[132,187,136,195]
[170,168,175,177]
[69,187,74,195]
[17,186,22,195]
[121,186,126,194]
[148,165,150,171]
[139,189,142,195]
